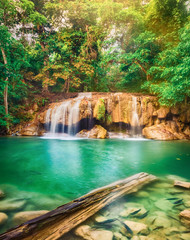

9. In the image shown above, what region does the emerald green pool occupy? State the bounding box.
[0,137,189,200]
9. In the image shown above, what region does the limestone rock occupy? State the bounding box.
[88,125,108,139]
[20,123,39,136]
[179,210,190,227]
[142,123,178,140]
[153,216,171,228]
[114,232,127,240]
[131,236,148,240]
[75,225,113,240]
[94,216,107,223]
[174,180,190,189]
[154,199,173,211]
[76,129,89,138]
[156,107,170,119]
[0,199,26,212]
[0,212,8,225]
[120,207,147,218]
[13,210,49,225]
[123,220,149,235]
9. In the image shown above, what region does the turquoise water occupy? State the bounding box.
[0,137,190,199]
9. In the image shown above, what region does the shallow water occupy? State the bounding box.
[0,137,190,235]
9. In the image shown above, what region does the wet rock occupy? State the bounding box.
[180,233,190,240]
[13,210,49,225]
[164,226,180,236]
[123,220,149,235]
[133,191,149,198]
[75,225,113,240]
[76,129,89,138]
[142,123,178,140]
[174,180,190,189]
[114,232,127,240]
[0,199,26,212]
[155,199,173,211]
[20,123,39,136]
[131,236,148,240]
[120,207,147,218]
[94,216,107,223]
[0,212,8,225]
[0,190,5,199]
[153,216,172,228]
[179,210,190,228]
[88,125,108,139]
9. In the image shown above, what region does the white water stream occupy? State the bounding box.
[45,93,92,137]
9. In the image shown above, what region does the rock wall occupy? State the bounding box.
[18,93,190,140]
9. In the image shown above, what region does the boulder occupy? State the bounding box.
[123,220,149,235]
[179,210,190,227]
[75,225,113,240]
[120,207,147,218]
[13,210,49,225]
[174,180,190,189]
[153,216,171,228]
[114,232,127,240]
[0,212,8,225]
[156,107,170,119]
[88,125,108,139]
[76,129,89,138]
[20,123,39,136]
[142,123,178,140]
[0,199,26,212]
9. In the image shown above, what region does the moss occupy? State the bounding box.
[97,99,106,122]
[106,114,112,125]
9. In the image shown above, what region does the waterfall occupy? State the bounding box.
[45,93,92,137]
[131,96,142,137]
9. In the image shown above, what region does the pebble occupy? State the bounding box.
[13,210,49,225]
[0,199,26,212]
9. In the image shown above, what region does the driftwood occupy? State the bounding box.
[0,172,156,240]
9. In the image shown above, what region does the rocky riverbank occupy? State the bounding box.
[0,176,190,239]
[12,93,190,140]
[64,176,190,240]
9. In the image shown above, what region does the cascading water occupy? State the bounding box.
[45,93,92,137]
[131,96,142,137]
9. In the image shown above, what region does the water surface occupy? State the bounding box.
[0,137,189,199]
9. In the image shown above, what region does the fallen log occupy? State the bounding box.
[0,172,156,240]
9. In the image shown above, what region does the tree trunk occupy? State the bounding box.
[1,47,9,131]
[0,172,156,240]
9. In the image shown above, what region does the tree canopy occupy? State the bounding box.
[0,0,189,133]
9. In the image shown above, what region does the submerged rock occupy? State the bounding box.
[120,207,147,218]
[153,216,171,228]
[0,190,5,199]
[179,210,190,228]
[75,225,113,240]
[13,210,49,225]
[0,199,26,212]
[123,220,149,235]
[114,232,127,240]
[0,212,8,225]
[174,180,190,189]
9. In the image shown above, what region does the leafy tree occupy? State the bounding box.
[145,22,190,106]
[0,26,29,132]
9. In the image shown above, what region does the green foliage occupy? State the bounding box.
[97,99,106,122]
[145,22,190,106]
[0,0,190,132]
